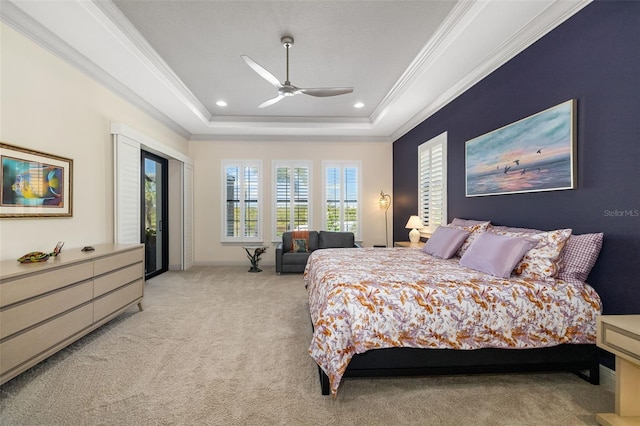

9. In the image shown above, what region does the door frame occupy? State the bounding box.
[141,150,169,279]
[112,122,194,270]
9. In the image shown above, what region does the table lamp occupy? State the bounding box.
[405,215,424,244]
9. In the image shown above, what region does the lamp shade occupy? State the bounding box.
[405,215,424,230]
[405,215,424,244]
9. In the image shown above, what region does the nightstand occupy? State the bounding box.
[596,315,640,426]
[394,241,425,248]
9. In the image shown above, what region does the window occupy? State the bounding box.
[418,132,447,234]
[273,161,311,238]
[222,160,262,241]
[324,162,361,238]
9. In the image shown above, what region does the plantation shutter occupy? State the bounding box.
[323,162,361,238]
[183,163,194,269]
[418,132,447,233]
[273,163,311,238]
[113,134,141,244]
[222,160,262,242]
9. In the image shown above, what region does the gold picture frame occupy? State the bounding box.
[0,142,73,218]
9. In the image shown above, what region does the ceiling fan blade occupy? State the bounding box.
[258,94,285,108]
[241,55,282,89]
[299,87,354,97]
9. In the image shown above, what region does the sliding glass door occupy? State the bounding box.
[142,151,168,279]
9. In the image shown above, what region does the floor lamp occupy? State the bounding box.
[379,190,391,247]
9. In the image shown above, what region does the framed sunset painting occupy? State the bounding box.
[0,142,73,217]
[465,99,576,197]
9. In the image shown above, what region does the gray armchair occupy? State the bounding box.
[276,231,360,274]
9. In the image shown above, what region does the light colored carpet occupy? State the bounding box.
[0,266,613,425]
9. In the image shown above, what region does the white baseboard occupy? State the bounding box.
[599,364,615,392]
[192,260,276,267]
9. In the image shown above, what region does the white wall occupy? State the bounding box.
[189,140,393,266]
[0,23,393,264]
[0,23,188,261]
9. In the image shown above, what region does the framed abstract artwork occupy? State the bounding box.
[0,142,73,217]
[465,99,576,197]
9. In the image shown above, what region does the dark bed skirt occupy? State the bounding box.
[318,344,599,395]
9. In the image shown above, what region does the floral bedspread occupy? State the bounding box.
[304,247,602,396]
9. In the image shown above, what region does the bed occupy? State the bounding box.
[304,222,603,396]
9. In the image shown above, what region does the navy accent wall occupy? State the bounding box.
[393,1,639,317]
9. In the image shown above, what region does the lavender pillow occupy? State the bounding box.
[422,226,470,259]
[488,227,572,279]
[447,221,491,257]
[451,218,490,227]
[460,232,537,278]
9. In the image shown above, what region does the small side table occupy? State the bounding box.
[394,241,425,248]
[596,315,640,426]
[243,246,267,273]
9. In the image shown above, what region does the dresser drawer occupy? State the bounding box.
[94,279,143,323]
[94,248,143,276]
[0,304,93,376]
[94,263,143,298]
[601,323,640,364]
[0,262,93,308]
[0,281,93,339]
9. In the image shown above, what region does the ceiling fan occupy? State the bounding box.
[241,36,353,108]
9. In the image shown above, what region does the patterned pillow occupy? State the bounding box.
[487,224,542,235]
[558,233,604,282]
[445,221,491,257]
[293,239,308,253]
[489,228,573,279]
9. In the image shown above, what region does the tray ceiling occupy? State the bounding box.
[1,1,591,142]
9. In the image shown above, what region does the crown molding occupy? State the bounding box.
[0,1,192,140]
[189,134,391,143]
[370,0,478,127]
[3,0,592,143]
[390,0,592,142]
[91,1,212,125]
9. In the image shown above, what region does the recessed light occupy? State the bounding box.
[216,100,227,107]
[354,102,364,108]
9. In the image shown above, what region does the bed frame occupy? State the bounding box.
[317,344,599,395]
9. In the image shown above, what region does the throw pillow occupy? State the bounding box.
[291,230,310,252]
[451,218,490,227]
[558,233,604,282]
[512,229,572,279]
[488,228,572,280]
[459,232,537,278]
[445,221,491,257]
[422,226,470,259]
[293,238,308,253]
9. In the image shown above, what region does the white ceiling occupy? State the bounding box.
[1,0,591,142]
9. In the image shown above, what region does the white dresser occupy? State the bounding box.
[0,244,144,384]
[596,315,640,426]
